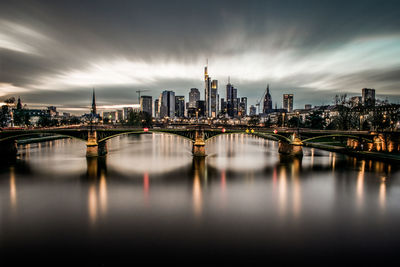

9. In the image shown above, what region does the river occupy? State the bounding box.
[1,133,399,264]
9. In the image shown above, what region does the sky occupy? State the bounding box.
[1,0,400,114]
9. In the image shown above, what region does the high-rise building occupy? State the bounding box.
[226,80,237,117]
[204,63,211,117]
[123,107,133,120]
[304,104,312,110]
[189,88,200,108]
[175,95,185,118]
[263,84,273,114]
[140,95,152,116]
[154,99,159,118]
[239,97,247,117]
[211,80,218,118]
[249,105,257,116]
[220,98,226,115]
[159,90,175,118]
[283,94,294,112]
[196,100,205,118]
[362,88,375,106]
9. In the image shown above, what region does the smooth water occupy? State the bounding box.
[1,133,399,264]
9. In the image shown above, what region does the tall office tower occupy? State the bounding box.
[263,84,273,114]
[189,88,200,108]
[362,88,376,106]
[226,79,238,118]
[159,90,176,118]
[140,95,153,116]
[154,99,159,118]
[283,94,294,112]
[204,63,211,117]
[211,80,218,118]
[249,105,257,116]
[175,96,185,118]
[239,97,247,116]
[220,98,227,115]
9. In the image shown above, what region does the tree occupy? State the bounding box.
[330,94,359,130]
[248,115,260,126]
[305,110,326,129]
[38,115,52,127]
[13,110,31,126]
[0,105,9,127]
[126,111,152,127]
[288,116,301,128]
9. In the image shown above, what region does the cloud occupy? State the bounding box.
[0,0,400,112]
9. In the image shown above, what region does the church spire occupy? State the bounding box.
[91,88,97,115]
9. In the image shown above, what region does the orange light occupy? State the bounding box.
[273,129,278,134]
[222,128,226,133]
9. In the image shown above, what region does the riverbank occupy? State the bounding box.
[304,142,400,163]
[17,135,69,145]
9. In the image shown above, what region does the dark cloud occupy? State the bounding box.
[1,0,400,112]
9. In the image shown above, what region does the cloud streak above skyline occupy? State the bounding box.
[1,0,400,113]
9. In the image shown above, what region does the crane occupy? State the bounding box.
[136,89,150,104]
[255,86,269,115]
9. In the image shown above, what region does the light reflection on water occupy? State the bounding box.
[1,133,400,262]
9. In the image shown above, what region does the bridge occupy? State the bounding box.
[1,126,399,159]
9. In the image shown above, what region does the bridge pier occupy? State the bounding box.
[192,129,206,157]
[0,140,18,159]
[278,134,303,157]
[86,130,99,157]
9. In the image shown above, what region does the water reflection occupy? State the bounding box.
[86,157,108,227]
[9,166,17,213]
[1,133,399,262]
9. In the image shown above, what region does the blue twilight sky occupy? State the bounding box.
[0,0,400,113]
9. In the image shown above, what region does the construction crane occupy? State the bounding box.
[255,86,269,114]
[136,89,150,104]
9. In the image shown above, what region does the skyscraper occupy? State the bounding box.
[154,99,159,118]
[189,88,200,108]
[159,90,175,118]
[239,97,247,117]
[226,79,236,117]
[263,84,272,114]
[283,94,294,112]
[211,80,218,118]
[140,95,152,116]
[175,95,185,118]
[362,88,375,106]
[204,63,211,117]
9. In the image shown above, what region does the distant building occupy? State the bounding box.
[283,94,294,112]
[263,84,273,114]
[47,106,58,117]
[211,80,218,118]
[305,104,312,110]
[159,90,175,118]
[196,100,206,118]
[220,98,227,115]
[189,88,200,108]
[140,95,152,116]
[204,64,211,117]
[123,107,133,120]
[249,105,257,116]
[239,97,247,117]
[175,95,185,118]
[362,88,375,106]
[117,110,123,122]
[154,99,159,118]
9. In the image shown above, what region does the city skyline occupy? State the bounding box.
[1,0,400,113]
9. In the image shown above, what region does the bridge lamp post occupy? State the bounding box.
[296,111,300,136]
[359,115,364,131]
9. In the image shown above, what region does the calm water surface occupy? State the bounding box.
[1,133,400,264]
